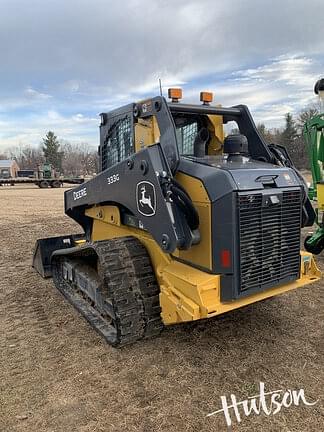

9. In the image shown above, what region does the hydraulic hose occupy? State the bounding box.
[170,180,199,230]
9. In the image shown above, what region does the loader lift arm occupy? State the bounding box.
[65,97,199,253]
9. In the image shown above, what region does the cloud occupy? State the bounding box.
[229,55,323,125]
[0,110,98,150]
[167,54,322,127]
[1,0,323,90]
[24,87,52,100]
[0,0,323,148]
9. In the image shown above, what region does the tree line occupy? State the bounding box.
[256,107,319,170]
[0,131,98,176]
[0,107,319,175]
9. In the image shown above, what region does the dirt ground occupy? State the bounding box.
[0,185,323,432]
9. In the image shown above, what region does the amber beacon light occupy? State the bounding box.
[168,88,183,103]
[200,91,213,105]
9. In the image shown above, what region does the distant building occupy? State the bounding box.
[0,160,20,178]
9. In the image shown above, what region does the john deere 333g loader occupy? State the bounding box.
[33,89,320,347]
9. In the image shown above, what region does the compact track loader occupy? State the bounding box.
[33,89,321,347]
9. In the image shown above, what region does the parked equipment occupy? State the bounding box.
[0,163,84,188]
[33,89,320,347]
[304,78,324,254]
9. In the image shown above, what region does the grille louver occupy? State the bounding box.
[238,190,301,293]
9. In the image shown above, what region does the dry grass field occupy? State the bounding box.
[0,185,323,432]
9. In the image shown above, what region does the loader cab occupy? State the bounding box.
[98,107,223,173]
[173,112,224,157]
[98,102,225,173]
[98,89,275,175]
[167,88,224,158]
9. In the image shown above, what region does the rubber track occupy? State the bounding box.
[52,237,163,347]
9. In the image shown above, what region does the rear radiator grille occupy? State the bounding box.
[238,190,301,293]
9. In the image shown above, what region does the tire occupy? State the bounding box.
[51,180,61,188]
[39,180,49,188]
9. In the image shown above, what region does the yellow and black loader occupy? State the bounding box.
[33,89,321,347]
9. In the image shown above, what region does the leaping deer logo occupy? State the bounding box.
[136,181,156,216]
[139,186,154,212]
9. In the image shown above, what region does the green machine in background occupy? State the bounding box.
[304,78,324,254]
[41,162,55,179]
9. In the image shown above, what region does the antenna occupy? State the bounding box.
[158,78,163,96]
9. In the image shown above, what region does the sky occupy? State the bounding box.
[0,0,323,150]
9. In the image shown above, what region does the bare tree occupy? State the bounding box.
[257,123,282,144]
[6,144,44,169]
[2,141,97,175]
[296,107,319,134]
[61,141,98,176]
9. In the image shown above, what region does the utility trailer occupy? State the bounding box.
[0,163,85,188]
[0,177,84,188]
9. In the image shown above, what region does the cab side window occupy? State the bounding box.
[101,115,133,170]
[176,121,198,155]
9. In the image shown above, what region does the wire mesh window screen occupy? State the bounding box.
[102,116,133,170]
[177,122,198,155]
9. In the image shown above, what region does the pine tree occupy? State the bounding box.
[281,113,308,168]
[282,113,297,151]
[257,123,266,138]
[257,123,278,143]
[42,131,63,171]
